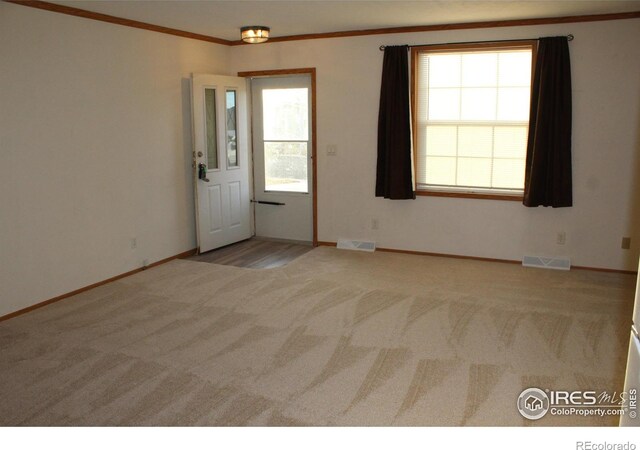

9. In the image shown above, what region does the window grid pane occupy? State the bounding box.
[204,88,218,170]
[416,47,532,193]
[226,90,238,168]
[422,124,528,190]
[262,88,309,141]
[264,141,308,193]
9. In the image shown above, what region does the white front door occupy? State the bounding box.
[251,75,313,242]
[192,74,251,253]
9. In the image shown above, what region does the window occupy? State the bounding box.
[204,88,218,170]
[226,90,238,168]
[412,42,535,199]
[261,88,309,193]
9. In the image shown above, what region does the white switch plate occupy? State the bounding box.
[327,144,337,155]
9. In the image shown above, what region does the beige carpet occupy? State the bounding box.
[0,247,635,426]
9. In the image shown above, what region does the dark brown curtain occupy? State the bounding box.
[376,45,415,200]
[523,36,573,207]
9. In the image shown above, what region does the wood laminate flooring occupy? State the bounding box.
[186,238,313,269]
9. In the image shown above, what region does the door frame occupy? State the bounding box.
[238,68,318,247]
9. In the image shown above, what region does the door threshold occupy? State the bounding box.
[253,236,313,246]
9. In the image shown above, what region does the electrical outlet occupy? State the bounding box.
[130,238,137,249]
[557,232,566,245]
[371,218,379,230]
[622,237,631,250]
[143,259,149,268]
[326,144,337,156]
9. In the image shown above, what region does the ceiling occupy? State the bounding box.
[52,1,640,42]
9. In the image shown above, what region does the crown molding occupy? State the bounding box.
[5,1,640,47]
[4,0,232,45]
[229,10,640,46]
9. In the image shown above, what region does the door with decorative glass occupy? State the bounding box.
[251,75,313,242]
[191,74,251,253]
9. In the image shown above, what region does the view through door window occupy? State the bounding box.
[205,88,218,170]
[226,90,238,168]
[262,88,309,193]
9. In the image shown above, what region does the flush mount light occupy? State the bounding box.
[240,25,270,44]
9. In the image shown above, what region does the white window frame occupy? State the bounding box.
[411,41,537,201]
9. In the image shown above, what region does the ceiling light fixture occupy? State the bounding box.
[241,25,270,44]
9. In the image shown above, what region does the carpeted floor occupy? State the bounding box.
[0,247,635,426]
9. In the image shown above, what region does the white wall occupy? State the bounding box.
[230,18,640,271]
[1,5,639,318]
[0,3,230,316]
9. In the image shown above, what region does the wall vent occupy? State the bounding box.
[522,255,571,271]
[336,239,376,252]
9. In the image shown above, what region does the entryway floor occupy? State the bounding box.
[186,237,313,269]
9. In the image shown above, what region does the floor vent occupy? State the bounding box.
[522,255,571,271]
[336,239,376,252]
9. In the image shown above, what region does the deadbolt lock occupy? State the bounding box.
[198,163,210,182]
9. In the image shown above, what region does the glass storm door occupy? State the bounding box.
[192,74,251,253]
[251,75,313,242]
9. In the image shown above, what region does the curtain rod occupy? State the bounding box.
[379,34,573,51]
